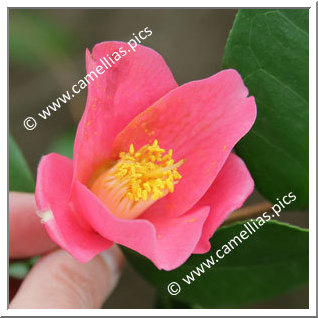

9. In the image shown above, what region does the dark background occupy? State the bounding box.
[9,9,308,308]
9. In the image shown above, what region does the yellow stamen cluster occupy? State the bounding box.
[114,140,183,202]
[89,139,184,219]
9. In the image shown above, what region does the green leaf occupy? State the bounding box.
[122,221,308,308]
[9,262,30,279]
[9,257,39,279]
[155,291,191,309]
[222,9,309,209]
[9,135,34,192]
[47,129,76,159]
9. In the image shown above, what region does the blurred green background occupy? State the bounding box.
[9,9,308,308]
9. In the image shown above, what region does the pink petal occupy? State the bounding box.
[73,42,178,185]
[193,153,254,253]
[112,69,256,218]
[35,154,112,262]
[72,181,209,270]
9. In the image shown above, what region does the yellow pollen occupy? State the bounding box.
[115,140,183,202]
[89,140,184,219]
[129,144,135,155]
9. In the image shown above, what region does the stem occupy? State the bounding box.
[225,201,273,224]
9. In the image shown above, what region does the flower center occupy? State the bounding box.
[90,140,184,219]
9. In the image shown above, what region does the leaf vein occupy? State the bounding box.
[250,129,308,176]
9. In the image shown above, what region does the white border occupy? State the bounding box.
[308,2,316,315]
[3,1,316,316]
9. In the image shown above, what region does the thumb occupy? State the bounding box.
[10,245,125,309]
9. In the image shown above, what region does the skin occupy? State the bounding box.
[9,192,125,309]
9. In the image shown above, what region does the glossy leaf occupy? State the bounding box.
[122,221,309,308]
[222,9,309,209]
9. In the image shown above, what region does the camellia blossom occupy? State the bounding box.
[35,41,256,271]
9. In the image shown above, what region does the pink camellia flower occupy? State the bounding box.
[35,41,256,270]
